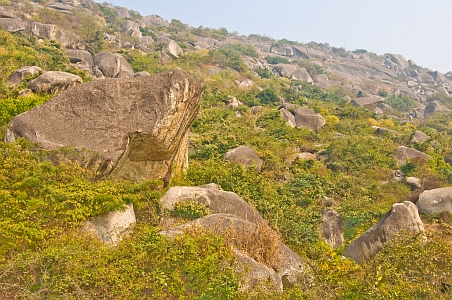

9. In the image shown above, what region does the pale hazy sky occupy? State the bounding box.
[102,0,452,73]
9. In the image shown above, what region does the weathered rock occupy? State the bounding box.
[375,127,397,136]
[7,66,43,86]
[321,209,344,249]
[351,96,384,110]
[5,69,202,183]
[66,49,94,68]
[297,152,316,160]
[138,15,169,27]
[280,108,296,128]
[406,177,422,190]
[235,79,254,88]
[233,249,283,291]
[424,101,452,118]
[0,18,25,32]
[160,185,264,224]
[0,8,16,18]
[293,106,326,131]
[81,203,136,245]
[114,6,131,19]
[160,38,183,58]
[161,214,312,288]
[394,146,430,165]
[140,36,154,46]
[134,71,150,77]
[28,71,82,94]
[387,54,409,70]
[291,67,313,83]
[417,187,452,214]
[121,20,140,36]
[344,201,424,264]
[392,170,405,183]
[411,131,429,143]
[50,3,73,11]
[224,146,263,171]
[25,21,68,45]
[270,45,293,56]
[445,154,452,167]
[226,96,243,108]
[250,106,263,114]
[94,52,134,78]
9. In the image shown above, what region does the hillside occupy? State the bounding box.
[1,0,452,298]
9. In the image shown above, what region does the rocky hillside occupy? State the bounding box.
[1,0,452,298]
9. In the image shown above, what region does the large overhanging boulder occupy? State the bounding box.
[4,69,202,183]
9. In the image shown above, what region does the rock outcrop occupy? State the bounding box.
[417,187,452,214]
[160,185,264,224]
[161,213,312,289]
[293,107,326,131]
[81,203,136,245]
[411,131,429,143]
[7,66,43,86]
[224,146,263,171]
[321,209,344,249]
[4,69,203,183]
[424,101,452,118]
[93,52,134,78]
[28,71,82,94]
[344,201,424,264]
[394,146,430,165]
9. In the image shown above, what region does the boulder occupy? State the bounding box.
[250,106,263,114]
[140,36,154,46]
[0,8,16,18]
[226,96,242,108]
[81,203,136,245]
[121,20,140,36]
[66,49,94,68]
[445,154,452,167]
[160,185,264,224]
[392,170,406,183]
[424,101,452,118]
[411,131,429,143]
[417,187,452,214]
[235,79,254,88]
[280,108,296,128]
[293,106,326,131]
[0,18,25,32]
[291,68,313,83]
[114,6,131,19]
[406,177,422,190]
[270,45,293,56]
[233,249,283,291]
[134,71,150,77]
[5,69,202,183]
[159,38,183,58]
[387,54,409,70]
[224,146,263,171]
[138,15,169,27]
[25,21,68,45]
[6,66,43,86]
[394,146,430,165]
[344,201,424,264]
[50,3,73,11]
[28,71,82,94]
[321,209,344,249]
[161,213,312,288]
[291,45,310,58]
[351,96,384,110]
[94,52,134,78]
[375,127,397,136]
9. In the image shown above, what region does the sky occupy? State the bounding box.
[102,0,452,73]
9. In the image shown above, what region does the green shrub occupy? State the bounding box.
[171,200,211,220]
[385,94,417,111]
[265,56,291,64]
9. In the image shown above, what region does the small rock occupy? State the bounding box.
[411,131,429,143]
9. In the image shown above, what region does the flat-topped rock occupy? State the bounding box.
[5,69,202,183]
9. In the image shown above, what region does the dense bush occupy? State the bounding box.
[385,94,417,111]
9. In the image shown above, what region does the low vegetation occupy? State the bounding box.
[1,3,452,298]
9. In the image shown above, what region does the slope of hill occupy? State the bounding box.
[1,0,452,298]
